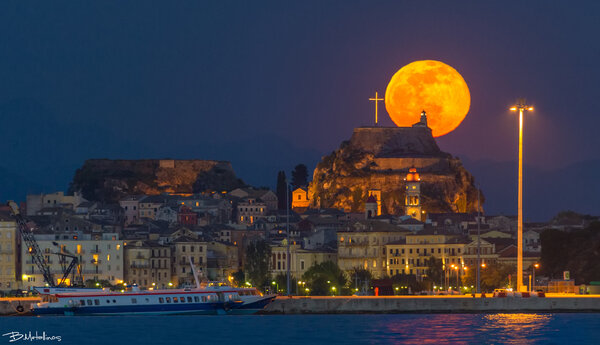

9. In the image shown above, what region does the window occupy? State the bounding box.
[202,296,207,302]
[159,297,164,303]
[166,297,171,303]
[191,246,194,252]
[187,296,193,303]
[194,296,200,303]
[180,297,186,302]
[409,249,412,254]
[79,300,85,306]
[106,300,110,304]
[173,297,178,303]
[94,299,100,305]
[131,298,137,304]
[300,261,305,270]
[87,300,93,306]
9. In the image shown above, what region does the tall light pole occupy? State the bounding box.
[476,185,481,294]
[286,180,291,295]
[510,99,533,292]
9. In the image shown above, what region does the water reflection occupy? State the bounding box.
[370,313,554,345]
[479,314,553,344]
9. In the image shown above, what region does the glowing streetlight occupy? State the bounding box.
[510,99,533,292]
[532,263,540,292]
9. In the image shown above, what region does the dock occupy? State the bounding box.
[262,295,600,314]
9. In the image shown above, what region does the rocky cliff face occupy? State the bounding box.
[309,126,483,214]
[70,159,245,202]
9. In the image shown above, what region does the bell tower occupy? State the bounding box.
[405,167,422,221]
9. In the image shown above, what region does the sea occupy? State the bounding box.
[1,313,599,345]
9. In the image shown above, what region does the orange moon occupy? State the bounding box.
[384,60,470,137]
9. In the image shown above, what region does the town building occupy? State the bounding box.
[291,187,310,211]
[21,231,124,289]
[123,240,171,288]
[237,198,267,225]
[270,241,337,280]
[386,229,470,280]
[26,192,86,216]
[337,220,412,278]
[0,215,20,291]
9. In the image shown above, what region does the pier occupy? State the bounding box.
[263,295,600,314]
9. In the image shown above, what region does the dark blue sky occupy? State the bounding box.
[1,1,599,220]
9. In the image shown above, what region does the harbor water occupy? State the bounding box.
[1,313,599,344]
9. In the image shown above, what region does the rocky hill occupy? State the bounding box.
[309,126,483,214]
[70,159,245,202]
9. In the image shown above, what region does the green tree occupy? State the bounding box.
[244,240,271,289]
[462,262,515,292]
[426,256,444,287]
[302,261,347,295]
[291,164,308,189]
[231,269,245,287]
[349,268,372,293]
[390,273,425,294]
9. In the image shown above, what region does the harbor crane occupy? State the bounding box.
[7,201,83,287]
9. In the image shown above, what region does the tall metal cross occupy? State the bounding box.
[369,91,384,125]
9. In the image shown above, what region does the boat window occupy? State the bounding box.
[166,297,171,303]
[173,297,178,303]
[131,298,137,304]
[106,300,110,304]
[194,296,200,303]
[113,300,116,303]
[87,300,93,306]
[79,300,85,306]
[159,297,164,303]
[187,296,192,303]
[202,296,207,302]
[94,299,100,305]
[145,298,150,303]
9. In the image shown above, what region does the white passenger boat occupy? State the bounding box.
[33,286,242,315]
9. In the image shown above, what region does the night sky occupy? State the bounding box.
[1,1,599,220]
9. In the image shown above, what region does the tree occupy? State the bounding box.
[426,256,444,287]
[390,273,425,293]
[276,171,287,210]
[291,164,308,189]
[349,268,372,293]
[273,272,296,294]
[462,262,515,292]
[302,261,347,295]
[231,269,245,287]
[244,240,271,289]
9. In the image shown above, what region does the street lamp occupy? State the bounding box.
[532,263,540,292]
[271,280,279,294]
[510,99,533,292]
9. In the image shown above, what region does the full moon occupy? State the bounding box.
[384,60,470,137]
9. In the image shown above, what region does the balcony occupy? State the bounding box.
[130,263,150,269]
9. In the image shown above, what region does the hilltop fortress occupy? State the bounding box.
[309,113,482,215]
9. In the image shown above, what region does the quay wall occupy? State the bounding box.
[264,296,600,314]
[0,298,40,316]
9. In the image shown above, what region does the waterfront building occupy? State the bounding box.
[21,231,124,289]
[206,241,239,281]
[270,241,337,280]
[0,214,20,290]
[170,233,208,286]
[123,240,171,288]
[385,228,470,280]
[337,220,412,278]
